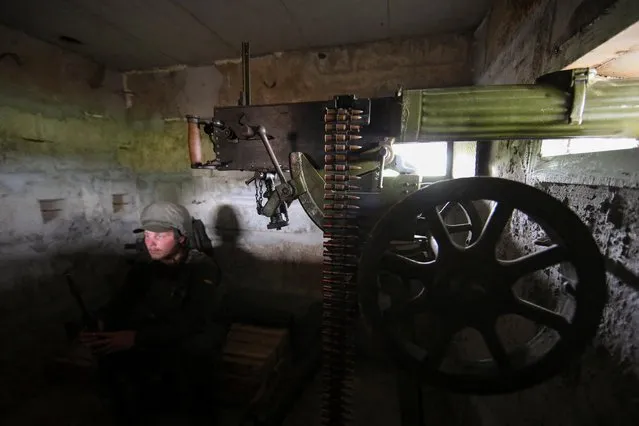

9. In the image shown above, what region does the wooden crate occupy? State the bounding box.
[220,323,290,405]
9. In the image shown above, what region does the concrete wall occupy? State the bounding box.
[0,23,319,413]
[471,0,639,424]
[0,24,136,411]
[214,33,473,105]
[0,23,474,413]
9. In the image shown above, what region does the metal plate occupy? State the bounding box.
[212,96,403,171]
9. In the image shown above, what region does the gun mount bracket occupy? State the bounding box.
[569,68,595,125]
[536,68,597,126]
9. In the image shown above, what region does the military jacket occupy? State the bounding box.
[100,249,227,348]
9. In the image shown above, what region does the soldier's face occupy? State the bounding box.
[144,230,180,260]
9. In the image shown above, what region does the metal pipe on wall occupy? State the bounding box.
[240,42,251,106]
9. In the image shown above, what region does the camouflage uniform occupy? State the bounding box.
[98,202,228,424]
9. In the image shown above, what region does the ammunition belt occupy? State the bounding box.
[321,104,365,426]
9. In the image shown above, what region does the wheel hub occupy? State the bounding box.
[431,257,510,315]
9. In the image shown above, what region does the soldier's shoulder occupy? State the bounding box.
[185,250,221,287]
[185,249,215,265]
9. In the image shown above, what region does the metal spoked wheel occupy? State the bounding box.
[389,200,483,262]
[358,177,608,394]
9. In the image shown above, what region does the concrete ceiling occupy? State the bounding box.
[0,0,492,71]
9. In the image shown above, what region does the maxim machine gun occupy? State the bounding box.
[185,44,639,426]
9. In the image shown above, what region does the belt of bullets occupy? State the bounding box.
[321,103,365,426]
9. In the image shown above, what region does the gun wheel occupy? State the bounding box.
[358,177,607,394]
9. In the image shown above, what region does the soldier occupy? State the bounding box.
[80,201,228,424]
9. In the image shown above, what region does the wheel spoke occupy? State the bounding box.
[383,287,430,319]
[438,202,454,217]
[501,244,567,280]
[421,207,454,252]
[415,217,430,237]
[381,251,435,280]
[356,177,607,394]
[426,319,456,368]
[477,202,514,249]
[478,325,511,370]
[415,219,473,239]
[511,298,571,335]
[446,222,473,235]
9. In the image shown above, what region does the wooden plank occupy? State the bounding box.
[224,341,275,360]
[222,354,264,367]
[546,0,639,73]
[227,332,283,346]
[225,336,288,356]
[230,323,289,336]
[221,323,290,381]
[222,362,266,377]
[227,324,290,357]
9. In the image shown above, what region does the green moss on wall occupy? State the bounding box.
[0,106,116,160]
[117,121,198,173]
[0,105,210,174]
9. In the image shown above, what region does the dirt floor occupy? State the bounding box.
[3,358,403,426]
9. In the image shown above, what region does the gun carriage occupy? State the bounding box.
[179,44,639,425]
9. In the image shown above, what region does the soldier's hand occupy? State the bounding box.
[80,319,104,332]
[79,330,137,355]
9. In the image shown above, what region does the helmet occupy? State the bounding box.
[136,201,192,236]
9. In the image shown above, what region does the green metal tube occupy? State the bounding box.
[400,69,639,142]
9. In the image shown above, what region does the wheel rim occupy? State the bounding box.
[358,177,608,394]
